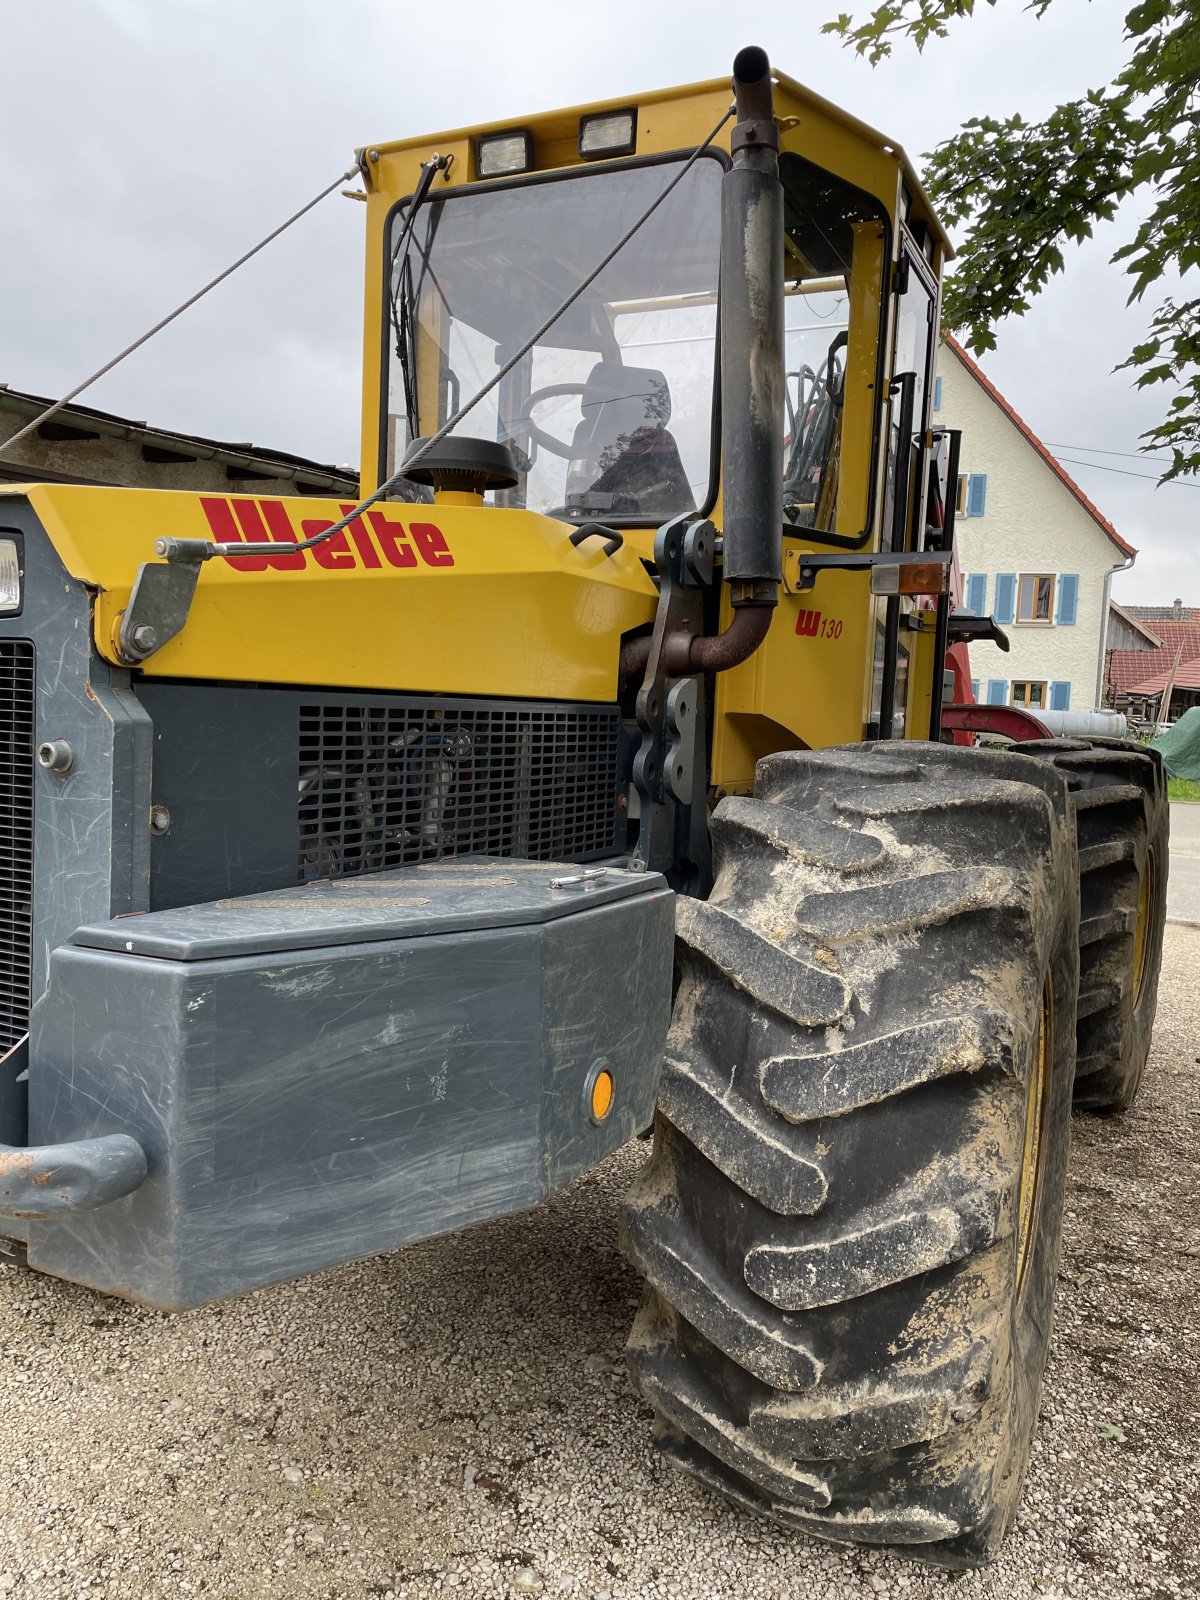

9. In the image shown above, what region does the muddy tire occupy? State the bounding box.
[1015,738,1168,1111]
[621,742,1078,1566]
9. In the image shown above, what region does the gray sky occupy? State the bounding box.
[2,0,1194,603]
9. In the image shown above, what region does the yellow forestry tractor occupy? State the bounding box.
[0,48,1169,1565]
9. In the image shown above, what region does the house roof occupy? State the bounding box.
[942,334,1136,559]
[1109,599,1162,647]
[1123,602,1198,622]
[1125,655,1200,696]
[1108,618,1200,694]
[0,384,358,493]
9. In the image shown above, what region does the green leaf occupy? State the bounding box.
[826,0,1199,476]
[1093,1420,1128,1442]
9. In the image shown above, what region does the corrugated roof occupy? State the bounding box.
[0,384,358,492]
[942,334,1136,559]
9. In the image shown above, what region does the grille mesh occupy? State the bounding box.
[298,700,622,881]
[0,641,34,1051]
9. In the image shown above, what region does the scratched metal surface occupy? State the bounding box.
[71,859,663,959]
[26,879,673,1310]
[0,501,152,1157]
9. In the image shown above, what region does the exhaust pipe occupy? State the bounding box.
[621,48,784,690]
[720,44,785,608]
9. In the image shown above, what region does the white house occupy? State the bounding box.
[936,335,1136,715]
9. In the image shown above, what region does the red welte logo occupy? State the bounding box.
[198,497,454,572]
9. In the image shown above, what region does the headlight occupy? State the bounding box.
[0,536,22,615]
[476,130,533,179]
[579,110,636,159]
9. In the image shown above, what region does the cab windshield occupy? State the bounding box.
[385,155,724,523]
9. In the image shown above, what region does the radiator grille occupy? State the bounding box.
[298,700,622,881]
[0,641,34,1051]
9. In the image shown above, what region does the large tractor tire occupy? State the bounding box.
[621,742,1079,1566]
[1014,737,1168,1112]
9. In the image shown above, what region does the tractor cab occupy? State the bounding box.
[360,73,949,567]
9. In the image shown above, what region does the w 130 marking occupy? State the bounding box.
[795,609,843,640]
[198,497,454,572]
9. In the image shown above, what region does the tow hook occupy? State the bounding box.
[0,1133,148,1222]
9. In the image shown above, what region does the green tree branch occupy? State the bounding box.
[826,0,1200,482]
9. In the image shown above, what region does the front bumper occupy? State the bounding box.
[22,859,673,1310]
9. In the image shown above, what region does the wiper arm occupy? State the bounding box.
[388,154,453,441]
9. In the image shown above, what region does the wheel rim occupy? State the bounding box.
[1016,977,1052,1296]
[1133,849,1156,1009]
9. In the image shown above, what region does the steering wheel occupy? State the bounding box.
[520,382,590,458]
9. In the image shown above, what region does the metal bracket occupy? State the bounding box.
[664,678,697,803]
[116,551,204,664]
[633,517,709,873]
[783,547,952,597]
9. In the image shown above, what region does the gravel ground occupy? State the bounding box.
[2,925,1198,1600]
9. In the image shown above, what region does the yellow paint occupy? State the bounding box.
[9,64,950,772]
[904,608,940,741]
[357,69,945,494]
[10,484,657,701]
[1016,977,1052,1294]
[710,547,877,791]
[590,1069,615,1122]
[1133,851,1155,1007]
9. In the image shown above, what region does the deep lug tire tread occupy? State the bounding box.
[621,741,1079,1566]
[1014,737,1169,1110]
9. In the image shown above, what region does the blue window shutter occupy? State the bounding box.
[933,376,943,412]
[967,474,988,517]
[1056,573,1079,625]
[987,679,1007,705]
[1050,681,1071,711]
[965,572,987,614]
[971,678,981,702]
[994,572,1016,625]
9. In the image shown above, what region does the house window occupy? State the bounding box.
[957,474,987,516]
[1010,680,1048,710]
[1016,573,1055,623]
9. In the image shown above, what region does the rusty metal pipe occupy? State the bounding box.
[619,604,775,686]
[668,604,773,673]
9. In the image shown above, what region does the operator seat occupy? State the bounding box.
[564,362,695,519]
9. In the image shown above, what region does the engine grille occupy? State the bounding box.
[298,698,623,881]
[0,641,34,1051]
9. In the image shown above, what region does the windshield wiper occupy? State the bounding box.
[388,154,453,442]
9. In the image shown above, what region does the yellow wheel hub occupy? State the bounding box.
[1015,978,1052,1295]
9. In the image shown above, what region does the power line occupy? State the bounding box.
[1045,441,1176,463]
[1056,454,1200,486]
[0,166,358,461]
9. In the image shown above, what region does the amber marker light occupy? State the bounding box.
[588,1064,615,1124]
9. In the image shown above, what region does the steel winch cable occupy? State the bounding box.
[0,167,360,462]
[156,105,736,565]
